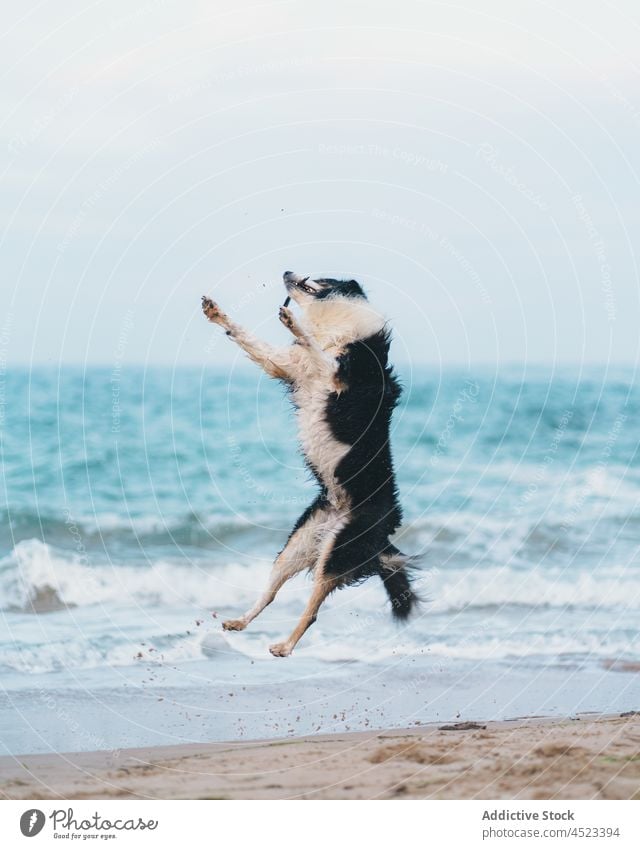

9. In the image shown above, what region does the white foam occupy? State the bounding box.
[0,539,269,612]
[429,564,640,612]
[0,631,208,675]
[2,538,638,617]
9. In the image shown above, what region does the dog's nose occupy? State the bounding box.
[283,270,295,282]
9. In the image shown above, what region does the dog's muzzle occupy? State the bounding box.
[282,271,310,307]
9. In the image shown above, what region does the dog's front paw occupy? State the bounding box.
[222,618,246,631]
[279,306,303,337]
[278,305,295,329]
[202,295,227,325]
[269,641,293,657]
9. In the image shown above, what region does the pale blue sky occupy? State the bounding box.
[2,0,640,368]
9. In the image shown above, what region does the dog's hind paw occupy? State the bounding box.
[222,618,246,631]
[269,641,293,657]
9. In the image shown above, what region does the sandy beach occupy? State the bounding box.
[1,713,638,800]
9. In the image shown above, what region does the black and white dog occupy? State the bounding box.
[202,271,417,656]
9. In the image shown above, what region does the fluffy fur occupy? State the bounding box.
[202,271,418,656]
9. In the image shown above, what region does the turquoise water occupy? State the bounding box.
[1,365,639,753]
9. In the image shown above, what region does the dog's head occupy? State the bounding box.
[283,271,367,307]
[282,271,384,347]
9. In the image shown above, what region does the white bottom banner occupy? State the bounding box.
[0,800,638,848]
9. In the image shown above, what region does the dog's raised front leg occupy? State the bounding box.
[278,305,306,340]
[278,306,336,374]
[202,296,292,380]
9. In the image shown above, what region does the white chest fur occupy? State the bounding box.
[292,378,350,504]
[289,296,386,505]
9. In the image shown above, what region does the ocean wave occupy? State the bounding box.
[1,538,638,618]
[403,500,640,569]
[0,539,270,613]
[0,630,209,675]
[1,628,636,674]
[428,561,640,612]
[3,456,640,570]
[408,632,640,662]
[1,539,637,674]
[0,509,283,552]
[297,632,639,664]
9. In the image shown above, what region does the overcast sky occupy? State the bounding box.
[2,0,640,369]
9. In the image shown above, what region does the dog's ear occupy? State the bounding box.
[341,280,367,299]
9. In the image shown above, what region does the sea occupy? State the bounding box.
[1,365,639,755]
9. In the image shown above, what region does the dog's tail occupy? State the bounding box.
[379,544,420,621]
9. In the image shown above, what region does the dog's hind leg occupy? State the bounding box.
[222,562,293,632]
[268,516,345,656]
[268,573,339,657]
[222,506,325,632]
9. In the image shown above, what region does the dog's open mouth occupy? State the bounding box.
[283,274,314,308]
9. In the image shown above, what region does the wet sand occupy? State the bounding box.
[1,713,639,800]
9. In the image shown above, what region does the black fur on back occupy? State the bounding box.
[321,328,418,618]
